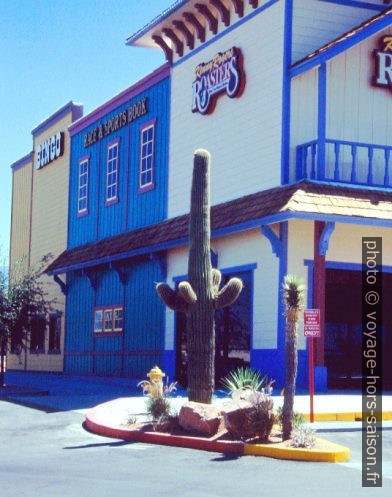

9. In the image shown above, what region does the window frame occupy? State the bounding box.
[105,138,120,206]
[48,312,62,354]
[77,155,90,216]
[138,119,156,193]
[94,305,124,336]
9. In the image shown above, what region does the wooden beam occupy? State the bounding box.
[195,3,218,35]
[210,0,230,26]
[152,35,173,64]
[249,0,259,8]
[183,12,206,43]
[313,221,326,367]
[162,28,184,57]
[231,0,244,17]
[173,20,195,50]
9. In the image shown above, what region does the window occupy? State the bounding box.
[94,310,103,332]
[113,308,123,331]
[30,317,46,352]
[48,314,61,352]
[106,142,119,203]
[139,122,155,191]
[78,158,89,214]
[104,309,113,332]
[94,306,123,334]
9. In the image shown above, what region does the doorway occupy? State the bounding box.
[325,268,392,389]
[175,269,252,388]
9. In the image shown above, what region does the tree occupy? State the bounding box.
[0,255,54,387]
[282,274,306,441]
[156,150,243,404]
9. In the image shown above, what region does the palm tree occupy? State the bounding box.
[282,274,306,441]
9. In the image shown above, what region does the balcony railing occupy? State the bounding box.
[296,139,392,188]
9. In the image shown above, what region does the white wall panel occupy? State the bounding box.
[165,228,281,352]
[292,0,382,63]
[168,1,284,218]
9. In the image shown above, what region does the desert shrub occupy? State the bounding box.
[146,396,171,423]
[221,367,270,394]
[275,406,304,430]
[248,391,275,441]
[138,375,177,424]
[126,414,137,425]
[291,427,316,448]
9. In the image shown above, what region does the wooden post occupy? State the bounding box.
[313,221,326,366]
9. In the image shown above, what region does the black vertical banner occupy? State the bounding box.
[362,237,382,487]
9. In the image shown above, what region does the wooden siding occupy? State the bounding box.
[168,1,284,218]
[65,258,164,377]
[292,0,383,64]
[9,162,33,274]
[68,76,170,249]
[326,28,392,185]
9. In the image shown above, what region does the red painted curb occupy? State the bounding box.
[85,401,244,455]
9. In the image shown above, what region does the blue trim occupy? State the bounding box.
[305,259,392,273]
[303,177,392,193]
[10,152,33,171]
[317,63,327,180]
[319,221,335,256]
[220,263,258,275]
[320,0,386,11]
[172,263,258,283]
[281,0,293,185]
[277,222,288,359]
[31,101,83,138]
[261,225,282,257]
[290,9,392,77]
[171,0,280,68]
[126,0,190,45]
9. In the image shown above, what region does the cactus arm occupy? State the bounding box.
[178,281,197,304]
[211,268,222,293]
[156,283,188,312]
[214,277,243,309]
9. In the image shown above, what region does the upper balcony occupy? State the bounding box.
[296,139,392,189]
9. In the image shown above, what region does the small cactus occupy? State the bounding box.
[156,150,243,404]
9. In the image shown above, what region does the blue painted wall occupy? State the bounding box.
[65,259,165,377]
[64,73,169,377]
[68,76,170,249]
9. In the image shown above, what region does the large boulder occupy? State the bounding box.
[179,401,222,436]
[222,400,257,439]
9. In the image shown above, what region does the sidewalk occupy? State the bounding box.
[2,371,392,418]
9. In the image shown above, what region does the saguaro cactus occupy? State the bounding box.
[156,150,243,404]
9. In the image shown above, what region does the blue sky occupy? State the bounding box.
[0,0,174,263]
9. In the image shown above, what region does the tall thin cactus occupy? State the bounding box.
[281,274,306,441]
[156,150,243,404]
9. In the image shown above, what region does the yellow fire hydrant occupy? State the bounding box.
[147,365,165,382]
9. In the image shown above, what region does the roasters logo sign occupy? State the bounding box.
[374,36,392,90]
[191,47,245,115]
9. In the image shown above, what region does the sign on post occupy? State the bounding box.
[304,309,321,423]
[304,309,321,338]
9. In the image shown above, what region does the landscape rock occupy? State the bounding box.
[179,401,222,436]
[222,400,258,439]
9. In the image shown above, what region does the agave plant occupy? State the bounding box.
[221,367,269,395]
[281,274,306,441]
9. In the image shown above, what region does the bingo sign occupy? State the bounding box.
[304,309,321,338]
[191,47,244,115]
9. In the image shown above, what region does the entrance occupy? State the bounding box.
[175,269,252,388]
[325,268,392,389]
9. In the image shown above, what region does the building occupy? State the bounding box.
[46,66,171,376]
[46,0,392,390]
[9,102,83,372]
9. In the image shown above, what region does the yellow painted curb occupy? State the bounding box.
[244,437,350,463]
[302,411,392,422]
